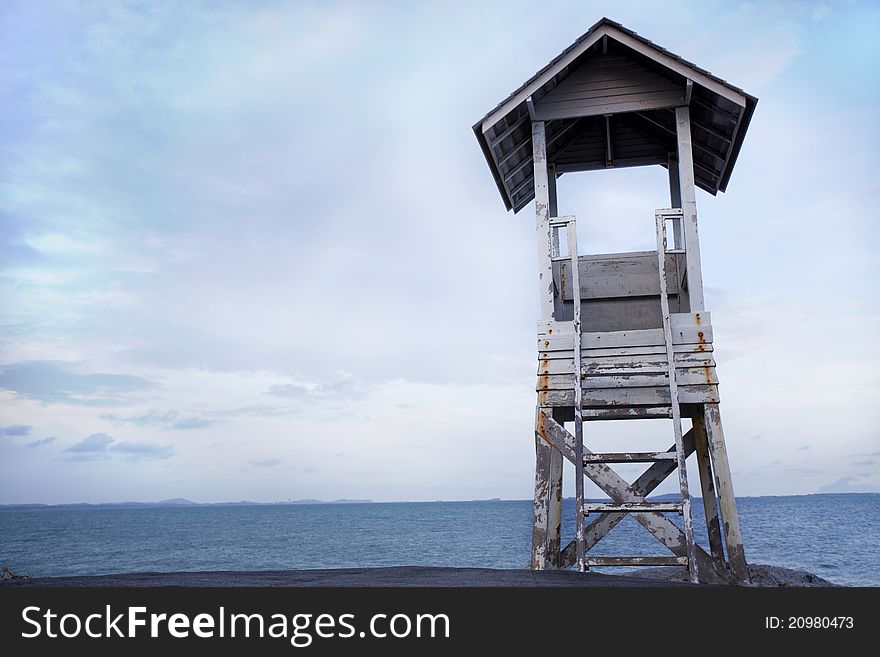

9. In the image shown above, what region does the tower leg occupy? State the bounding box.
[546,413,564,568]
[531,406,564,569]
[702,403,750,583]
[531,407,553,569]
[691,408,725,567]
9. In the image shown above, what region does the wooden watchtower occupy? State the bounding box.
[473,18,757,584]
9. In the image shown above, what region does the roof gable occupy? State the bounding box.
[474,18,757,212]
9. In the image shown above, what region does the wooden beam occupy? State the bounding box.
[533,91,683,121]
[548,163,559,254]
[526,95,536,121]
[604,114,613,167]
[555,155,666,173]
[481,29,606,132]
[675,106,705,312]
[489,113,528,148]
[667,152,684,249]
[606,28,747,107]
[538,410,733,583]
[703,403,750,583]
[547,408,564,568]
[691,408,725,566]
[532,121,555,320]
[530,429,553,570]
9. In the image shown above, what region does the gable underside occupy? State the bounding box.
[477,36,754,213]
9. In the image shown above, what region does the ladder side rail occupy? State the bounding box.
[656,211,699,583]
[567,218,585,573]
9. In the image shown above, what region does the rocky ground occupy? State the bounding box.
[628,563,838,586]
[0,564,837,587]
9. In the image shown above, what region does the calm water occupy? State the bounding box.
[1,494,877,586]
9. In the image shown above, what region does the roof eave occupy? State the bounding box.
[472,120,513,211]
[718,95,758,193]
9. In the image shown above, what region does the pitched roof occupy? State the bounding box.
[473,18,758,212]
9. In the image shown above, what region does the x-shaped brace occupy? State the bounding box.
[536,409,732,583]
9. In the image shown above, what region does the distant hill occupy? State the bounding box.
[0,498,374,510]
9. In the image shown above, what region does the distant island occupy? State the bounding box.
[0,498,374,510]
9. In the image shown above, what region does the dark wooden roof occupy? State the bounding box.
[474,18,758,212]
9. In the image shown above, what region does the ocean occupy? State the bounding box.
[1,493,877,586]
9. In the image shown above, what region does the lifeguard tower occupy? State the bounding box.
[473,18,756,583]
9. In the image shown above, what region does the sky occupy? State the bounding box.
[1,0,878,504]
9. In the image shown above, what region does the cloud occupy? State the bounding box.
[170,417,215,430]
[251,457,281,467]
[852,459,877,467]
[100,409,217,430]
[303,465,317,474]
[0,361,156,406]
[817,475,879,494]
[0,424,33,437]
[62,432,173,460]
[266,375,369,402]
[65,432,114,453]
[26,436,56,448]
[100,410,176,426]
[110,441,174,460]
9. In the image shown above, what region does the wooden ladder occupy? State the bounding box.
[567,210,699,582]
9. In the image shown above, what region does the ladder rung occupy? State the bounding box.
[584,451,677,464]
[582,407,672,420]
[583,502,684,515]
[585,556,688,567]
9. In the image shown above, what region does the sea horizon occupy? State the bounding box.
[3,490,876,509]
[3,493,877,586]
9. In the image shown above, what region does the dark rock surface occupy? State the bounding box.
[1,563,837,587]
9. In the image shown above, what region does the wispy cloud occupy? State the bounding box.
[26,436,56,448]
[65,432,114,453]
[0,361,155,406]
[266,375,370,402]
[0,424,33,437]
[62,432,173,461]
[111,441,174,461]
[100,409,217,430]
[251,457,281,467]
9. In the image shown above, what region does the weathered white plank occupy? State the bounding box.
[539,325,712,351]
[537,369,718,388]
[538,351,715,375]
[539,385,720,406]
[539,343,714,360]
[533,121,555,320]
[539,355,716,374]
[675,106,705,312]
[582,407,671,420]
[703,403,750,583]
[538,311,709,336]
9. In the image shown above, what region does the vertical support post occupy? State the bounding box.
[548,163,560,256]
[531,407,553,570]
[533,121,555,320]
[546,407,564,568]
[674,106,704,311]
[531,121,555,571]
[667,152,683,249]
[703,403,750,583]
[691,408,725,566]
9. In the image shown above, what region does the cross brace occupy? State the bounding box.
[536,409,737,584]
